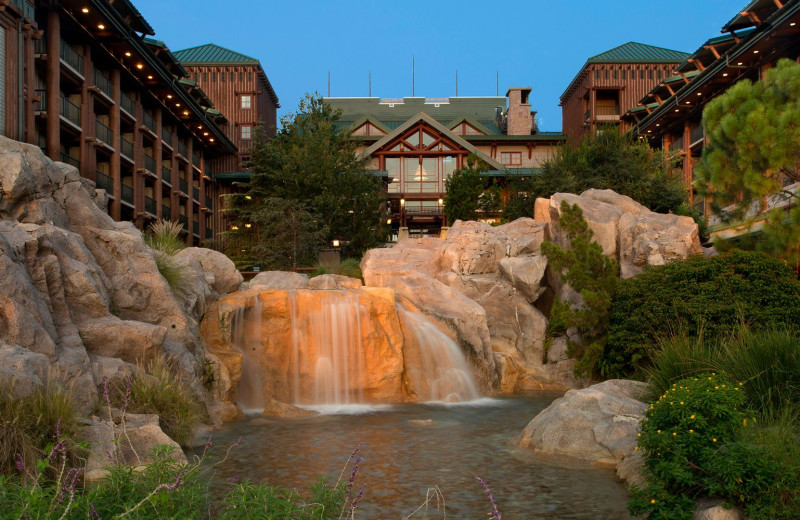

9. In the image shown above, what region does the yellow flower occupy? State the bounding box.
[690,429,694,434]
[680,401,684,405]
[657,430,662,434]
[713,438,717,442]
[673,432,677,436]
[637,433,641,437]
[743,418,748,426]
[651,499,656,504]
[635,446,639,450]
[691,415,695,419]
[721,384,726,388]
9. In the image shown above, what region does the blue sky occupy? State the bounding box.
[134,0,745,131]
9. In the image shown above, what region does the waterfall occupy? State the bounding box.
[230,296,265,414]
[398,306,482,403]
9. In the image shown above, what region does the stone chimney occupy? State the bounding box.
[506,87,533,135]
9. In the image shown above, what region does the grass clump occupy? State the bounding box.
[143,219,190,295]
[112,357,203,448]
[0,378,79,477]
[312,257,363,280]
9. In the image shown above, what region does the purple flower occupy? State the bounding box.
[476,476,502,520]
[57,468,81,505]
[55,419,62,441]
[351,484,365,511]
[102,375,110,407]
[15,454,25,474]
[88,503,100,520]
[48,439,67,463]
[121,377,132,413]
[165,468,188,492]
[230,471,240,484]
[347,456,362,494]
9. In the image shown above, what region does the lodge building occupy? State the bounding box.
[560,42,690,143]
[624,0,800,230]
[0,0,278,245]
[327,88,565,238]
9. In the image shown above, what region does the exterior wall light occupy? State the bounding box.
[400,198,405,206]
[332,240,340,247]
[81,7,89,13]
[386,218,392,225]
[244,223,252,228]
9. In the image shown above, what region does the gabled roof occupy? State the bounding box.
[173,44,260,65]
[346,115,391,134]
[362,112,504,170]
[446,116,494,136]
[587,42,691,64]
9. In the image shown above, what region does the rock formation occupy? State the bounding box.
[0,136,241,425]
[361,189,702,391]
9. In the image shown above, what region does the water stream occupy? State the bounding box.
[196,394,634,519]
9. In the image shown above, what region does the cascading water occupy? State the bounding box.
[230,296,266,414]
[398,306,482,403]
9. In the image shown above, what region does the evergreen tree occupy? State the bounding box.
[695,58,800,267]
[443,154,491,224]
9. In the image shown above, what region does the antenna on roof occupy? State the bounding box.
[496,69,499,96]
[456,69,458,97]
[327,71,330,97]
[369,70,371,97]
[412,55,415,97]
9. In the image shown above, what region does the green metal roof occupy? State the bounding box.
[588,42,691,64]
[173,44,259,65]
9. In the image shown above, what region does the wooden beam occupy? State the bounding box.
[774,0,783,8]
[706,45,721,59]
[665,83,675,96]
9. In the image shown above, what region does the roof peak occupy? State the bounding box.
[589,41,690,62]
[173,43,259,64]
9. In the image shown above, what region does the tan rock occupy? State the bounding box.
[550,193,622,257]
[78,317,165,363]
[495,218,546,256]
[307,274,363,290]
[534,197,551,222]
[262,398,317,418]
[580,188,648,216]
[499,254,548,303]
[618,211,701,279]
[693,500,743,520]
[360,237,444,279]
[0,342,49,397]
[249,270,309,290]
[441,220,506,275]
[518,379,647,466]
[173,247,243,295]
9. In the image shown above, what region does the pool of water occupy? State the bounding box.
[194,392,634,519]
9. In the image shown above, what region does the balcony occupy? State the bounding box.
[144,154,156,174]
[668,139,683,153]
[60,41,83,74]
[162,206,172,221]
[193,187,199,201]
[206,228,212,239]
[121,184,134,205]
[120,92,135,117]
[145,196,157,215]
[61,96,81,128]
[120,137,134,159]
[192,151,201,168]
[179,178,188,194]
[179,215,188,229]
[162,127,173,147]
[594,105,620,121]
[95,120,113,146]
[95,171,113,194]
[142,111,156,133]
[178,141,188,158]
[205,196,212,209]
[690,125,704,146]
[162,165,172,182]
[193,221,199,235]
[93,69,113,99]
[60,152,80,170]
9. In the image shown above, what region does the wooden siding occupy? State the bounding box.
[183,64,278,175]
[561,63,680,144]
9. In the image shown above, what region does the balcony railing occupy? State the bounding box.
[584,109,591,121]
[120,92,135,116]
[162,206,172,221]
[668,139,683,153]
[205,196,212,209]
[192,151,201,168]
[690,125,704,145]
[34,36,46,55]
[179,178,188,194]
[192,187,199,201]
[142,111,156,132]
[595,105,620,117]
[95,171,113,193]
[60,96,81,127]
[179,215,188,228]
[94,69,112,98]
[144,154,156,173]
[178,141,188,158]
[34,89,46,111]
[145,196,157,215]
[193,221,199,235]
[60,40,83,73]
[206,228,212,239]
[95,120,113,145]
[121,184,134,204]
[162,165,171,181]
[60,152,80,170]
[120,137,134,159]
[162,127,173,146]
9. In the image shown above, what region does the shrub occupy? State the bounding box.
[312,257,363,280]
[0,378,79,476]
[153,250,189,294]
[541,201,619,377]
[113,357,203,448]
[630,373,800,519]
[605,250,800,377]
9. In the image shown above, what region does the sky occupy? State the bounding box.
[133,0,745,132]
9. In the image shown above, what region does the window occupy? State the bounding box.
[241,95,252,109]
[239,72,243,81]
[203,72,208,82]
[212,72,216,81]
[248,71,252,82]
[648,70,653,80]
[613,69,618,79]
[241,125,251,140]
[500,152,522,166]
[605,70,609,79]
[622,70,627,80]
[640,70,645,79]
[595,70,600,79]
[240,154,251,169]
[657,70,663,80]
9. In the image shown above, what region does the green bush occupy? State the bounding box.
[0,378,79,476]
[312,257,363,280]
[144,219,186,256]
[630,373,800,520]
[605,250,800,377]
[112,357,204,448]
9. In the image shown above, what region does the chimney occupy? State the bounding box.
[505,87,533,135]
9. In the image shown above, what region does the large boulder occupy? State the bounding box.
[518,379,647,467]
[617,211,701,278]
[440,220,506,275]
[550,193,623,257]
[248,270,309,290]
[498,254,548,303]
[173,247,243,321]
[307,274,363,290]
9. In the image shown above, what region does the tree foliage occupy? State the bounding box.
[541,201,619,377]
[443,154,495,224]
[227,94,386,267]
[528,129,688,214]
[695,58,800,266]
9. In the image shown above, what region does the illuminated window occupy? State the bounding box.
[500,152,522,166]
[241,95,252,109]
[241,125,251,140]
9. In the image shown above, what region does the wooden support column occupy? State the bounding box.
[134,93,144,228]
[24,25,36,143]
[154,109,163,219]
[81,44,94,180]
[110,68,121,220]
[45,9,59,161]
[198,146,206,241]
[186,137,194,245]
[682,120,692,187]
[589,87,597,136]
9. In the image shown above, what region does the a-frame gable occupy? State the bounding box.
[448,116,493,136]
[346,115,390,137]
[362,112,503,170]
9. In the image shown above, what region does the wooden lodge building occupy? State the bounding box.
[560,42,690,143]
[173,44,280,236]
[326,89,565,238]
[0,0,278,244]
[624,0,800,233]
